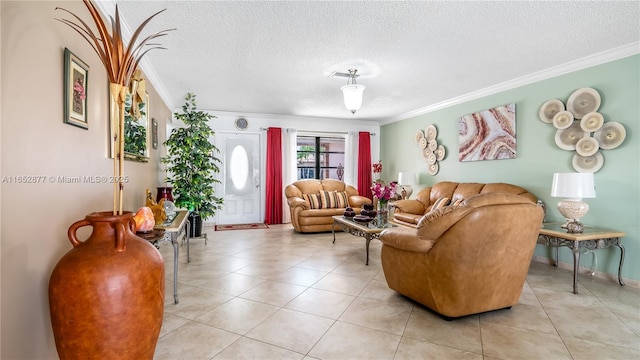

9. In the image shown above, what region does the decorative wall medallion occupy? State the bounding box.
[539,87,626,173]
[415,124,445,175]
[566,88,601,119]
[539,99,565,123]
[594,122,626,150]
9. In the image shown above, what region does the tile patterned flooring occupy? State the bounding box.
[154,225,640,360]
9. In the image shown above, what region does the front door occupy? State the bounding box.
[215,132,262,225]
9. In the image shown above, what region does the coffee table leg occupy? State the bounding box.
[332,221,337,244]
[365,235,372,266]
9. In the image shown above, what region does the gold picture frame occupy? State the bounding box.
[109,89,150,162]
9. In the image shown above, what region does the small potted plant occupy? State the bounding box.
[162,93,224,237]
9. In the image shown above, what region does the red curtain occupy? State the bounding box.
[357,132,373,199]
[265,127,283,224]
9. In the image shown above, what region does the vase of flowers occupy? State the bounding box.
[371,180,397,226]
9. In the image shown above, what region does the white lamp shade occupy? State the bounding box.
[397,172,417,185]
[341,84,365,113]
[550,172,596,199]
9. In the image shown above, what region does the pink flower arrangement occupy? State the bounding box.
[371,181,397,201]
[372,160,382,174]
[73,79,86,100]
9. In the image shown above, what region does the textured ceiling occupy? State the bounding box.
[109,0,640,123]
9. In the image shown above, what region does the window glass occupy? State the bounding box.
[296,136,345,180]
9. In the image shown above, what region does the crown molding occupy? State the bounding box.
[92,0,175,112]
[380,42,640,126]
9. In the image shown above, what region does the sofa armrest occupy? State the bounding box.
[380,228,435,253]
[288,197,309,210]
[393,199,426,215]
[349,195,372,208]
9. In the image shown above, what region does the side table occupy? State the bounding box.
[154,210,190,304]
[537,222,625,294]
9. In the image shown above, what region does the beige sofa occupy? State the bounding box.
[380,193,545,319]
[285,179,372,233]
[393,181,537,227]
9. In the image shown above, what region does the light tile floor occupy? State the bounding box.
[154,225,640,360]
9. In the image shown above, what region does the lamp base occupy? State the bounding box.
[557,199,589,233]
[561,220,584,233]
[400,186,413,200]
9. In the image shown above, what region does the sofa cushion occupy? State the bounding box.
[319,190,350,209]
[303,193,322,209]
[451,198,464,207]
[429,197,450,212]
[335,191,349,208]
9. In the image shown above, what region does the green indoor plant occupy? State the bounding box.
[162,92,223,236]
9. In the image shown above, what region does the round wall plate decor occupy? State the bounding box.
[566,88,601,119]
[580,112,604,132]
[575,137,599,157]
[539,99,565,123]
[414,130,425,144]
[427,162,439,175]
[235,117,248,130]
[572,152,604,173]
[594,121,626,150]
[435,145,446,161]
[419,137,428,150]
[421,148,433,161]
[554,123,588,151]
[552,111,574,130]
[425,125,437,141]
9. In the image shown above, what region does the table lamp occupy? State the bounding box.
[397,172,417,200]
[550,172,596,233]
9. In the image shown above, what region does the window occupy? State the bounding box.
[297,136,345,180]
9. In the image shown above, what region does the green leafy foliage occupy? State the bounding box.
[124,95,147,155]
[161,93,223,219]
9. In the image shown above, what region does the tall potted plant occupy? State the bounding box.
[162,93,224,237]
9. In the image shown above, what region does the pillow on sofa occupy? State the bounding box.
[335,191,350,208]
[450,198,464,207]
[303,193,323,209]
[319,190,350,208]
[429,197,450,212]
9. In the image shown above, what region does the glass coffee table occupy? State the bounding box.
[332,215,400,265]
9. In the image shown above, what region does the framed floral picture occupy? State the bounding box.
[63,48,89,129]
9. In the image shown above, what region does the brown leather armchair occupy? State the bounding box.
[380,193,544,319]
[285,179,372,233]
[393,181,537,227]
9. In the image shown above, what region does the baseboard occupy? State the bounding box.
[531,255,639,289]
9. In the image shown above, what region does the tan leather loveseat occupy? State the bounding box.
[380,193,544,319]
[285,179,372,233]
[393,181,537,227]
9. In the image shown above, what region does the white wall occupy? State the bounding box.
[1,1,171,358]
[183,110,381,224]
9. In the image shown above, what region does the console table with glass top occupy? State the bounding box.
[332,215,400,265]
[153,210,190,304]
[537,222,625,294]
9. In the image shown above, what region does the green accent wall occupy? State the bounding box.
[381,55,640,282]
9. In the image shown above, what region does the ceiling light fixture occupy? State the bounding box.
[340,68,365,114]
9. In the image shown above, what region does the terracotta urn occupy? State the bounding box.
[49,211,165,360]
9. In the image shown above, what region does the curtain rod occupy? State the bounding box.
[259,128,376,136]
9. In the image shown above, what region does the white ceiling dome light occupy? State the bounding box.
[340,68,366,114]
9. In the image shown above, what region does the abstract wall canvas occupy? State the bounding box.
[458,103,516,162]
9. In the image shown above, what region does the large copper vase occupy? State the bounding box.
[49,211,165,359]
